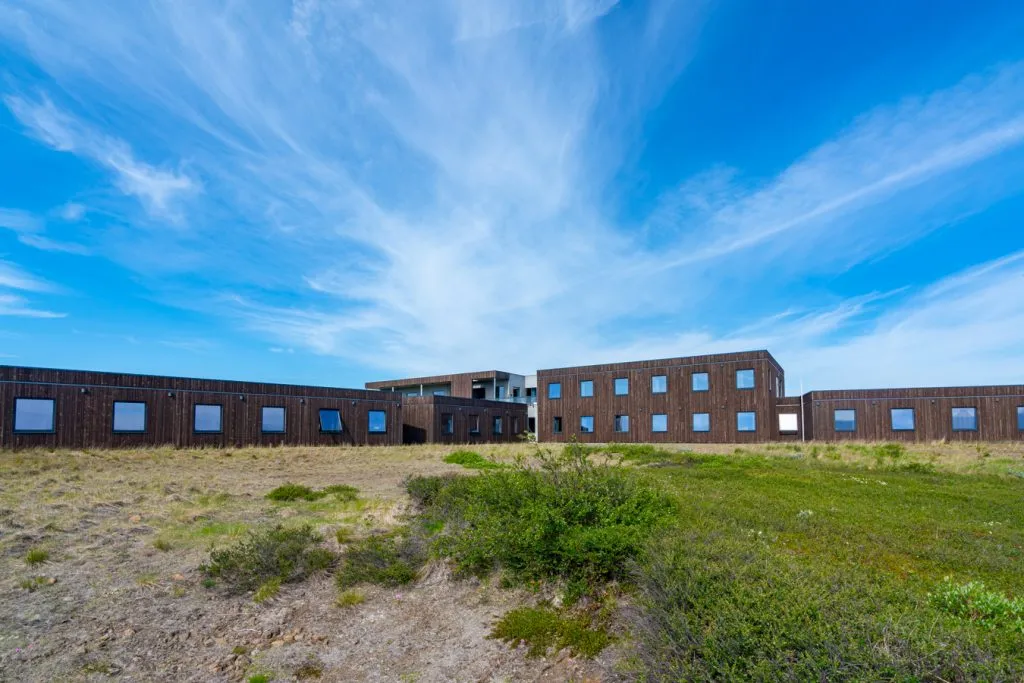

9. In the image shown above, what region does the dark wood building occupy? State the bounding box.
[400,395,528,444]
[803,386,1024,442]
[536,351,787,444]
[0,366,402,449]
[366,370,525,401]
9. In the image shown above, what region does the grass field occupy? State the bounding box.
[0,441,1021,681]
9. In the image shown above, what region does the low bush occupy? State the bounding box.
[490,605,611,658]
[336,588,366,608]
[409,442,675,587]
[335,530,426,588]
[201,525,335,593]
[321,484,359,501]
[253,577,281,603]
[930,578,1024,632]
[443,450,504,470]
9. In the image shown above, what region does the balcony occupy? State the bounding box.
[495,396,537,406]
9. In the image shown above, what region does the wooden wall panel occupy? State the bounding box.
[806,387,1024,442]
[402,396,528,445]
[366,371,510,398]
[536,351,784,444]
[0,366,402,449]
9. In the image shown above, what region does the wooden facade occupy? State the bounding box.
[803,386,1024,442]
[366,371,510,398]
[400,395,528,444]
[536,351,786,444]
[0,366,402,449]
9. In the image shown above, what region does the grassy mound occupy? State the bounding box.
[442,450,504,470]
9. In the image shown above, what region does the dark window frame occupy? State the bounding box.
[548,382,562,400]
[368,409,388,434]
[891,408,916,432]
[468,414,481,436]
[493,415,503,435]
[553,416,563,434]
[318,408,343,434]
[652,413,668,433]
[112,400,147,434]
[736,369,756,390]
[737,411,757,432]
[692,372,709,392]
[651,375,667,394]
[614,377,629,396]
[441,413,454,435]
[193,403,224,434]
[13,397,56,434]
[260,406,286,434]
[1018,406,1024,431]
[580,415,595,433]
[834,409,857,433]
[951,406,978,432]
[692,412,710,433]
[614,414,629,433]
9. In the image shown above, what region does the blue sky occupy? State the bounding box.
[1,0,1023,392]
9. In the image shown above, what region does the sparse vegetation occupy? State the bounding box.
[266,482,359,502]
[443,450,504,469]
[336,588,366,608]
[253,577,281,603]
[201,525,336,593]
[153,537,172,552]
[335,529,426,588]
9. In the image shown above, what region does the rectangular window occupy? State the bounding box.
[891,408,915,431]
[614,415,629,433]
[113,401,146,433]
[736,369,755,390]
[526,387,537,398]
[469,415,480,436]
[553,416,563,434]
[652,413,668,433]
[614,377,629,396]
[651,375,667,394]
[319,408,342,433]
[580,415,594,433]
[493,416,503,435]
[260,406,285,433]
[368,410,387,433]
[692,372,709,392]
[548,382,561,399]
[14,398,55,433]
[194,404,222,433]
[1018,406,1024,431]
[513,416,519,433]
[778,413,798,433]
[951,407,977,431]
[834,409,857,432]
[737,411,756,432]
[580,380,594,398]
[692,412,710,433]
[433,389,448,396]
[442,413,454,435]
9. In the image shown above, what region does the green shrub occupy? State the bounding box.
[253,577,281,603]
[406,473,459,507]
[443,451,503,470]
[200,525,335,593]
[873,442,906,464]
[490,605,611,658]
[266,483,322,501]
[153,538,172,552]
[409,442,675,586]
[247,674,273,683]
[336,530,426,588]
[929,578,1024,632]
[25,548,49,565]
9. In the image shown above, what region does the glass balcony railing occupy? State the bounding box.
[495,396,537,405]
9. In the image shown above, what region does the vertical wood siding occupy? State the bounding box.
[401,395,528,444]
[1,366,402,449]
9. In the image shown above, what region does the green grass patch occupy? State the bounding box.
[267,482,360,502]
[335,529,426,588]
[200,525,336,594]
[443,450,504,470]
[629,451,1024,680]
[336,588,366,608]
[490,605,611,658]
[24,548,49,565]
[253,577,281,603]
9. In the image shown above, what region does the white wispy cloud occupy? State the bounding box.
[0,1,1022,385]
[0,259,56,293]
[0,293,65,318]
[1,205,91,254]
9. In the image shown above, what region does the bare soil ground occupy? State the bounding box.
[0,444,617,682]
[1,440,1020,682]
